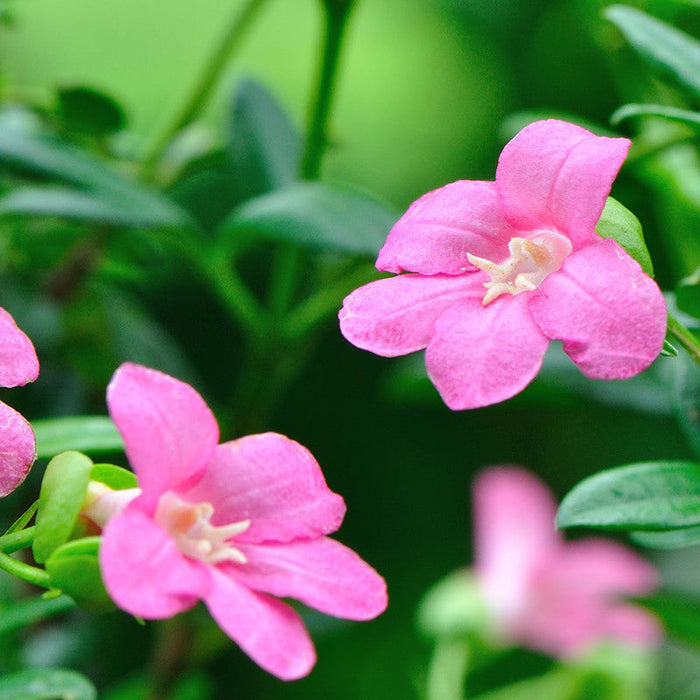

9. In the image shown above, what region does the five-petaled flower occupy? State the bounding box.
[0,307,39,497]
[339,119,667,409]
[95,363,387,680]
[473,466,660,656]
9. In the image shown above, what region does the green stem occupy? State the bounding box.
[300,0,355,179]
[667,312,700,368]
[142,0,268,172]
[0,527,35,555]
[0,550,51,588]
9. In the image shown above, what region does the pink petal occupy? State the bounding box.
[339,273,484,358]
[0,401,36,497]
[376,181,515,275]
[603,603,662,648]
[424,294,549,409]
[183,433,346,544]
[473,467,559,626]
[230,537,387,620]
[100,502,209,618]
[530,238,666,379]
[204,567,316,680]
[106,364,220,509]
[0,307,39,387]
[496,120,630,249]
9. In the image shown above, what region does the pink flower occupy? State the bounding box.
[0,307,39,497]
[97,363,387,680]
[473,466,660,656]
[339,119,666,409]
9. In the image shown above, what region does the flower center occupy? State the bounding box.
[467,231,572,305]
[155,491,250,565]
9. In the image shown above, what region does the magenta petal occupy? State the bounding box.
[205,568,316,680]
[376,181,515,275]
[474,467,559,623]
[0,402,36,497]
[496,120,630,248]
[183,433,347,544]
[0,307,39,387]
[339,273,484,357]
[100,503,209,618]
[530,239,666,379]
[425,294,549,409]
[231,537,387,620]
[106,364,219,509]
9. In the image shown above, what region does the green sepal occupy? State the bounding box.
[557,461,700,532]
[45,537,113,611]
[90,463,137,490]
[33,451,94,564]
[595,197,653,277]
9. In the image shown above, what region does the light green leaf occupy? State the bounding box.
[612,103,700,131]
[0,668,96,700]
[90,463,137,490]
[33,451,94,564]
[45,538,112,611]
[0,595,74,636]
[557,461,700,531]
[595,197,653,276]
[605,5,700,102]
[218,181,398,257]
[32,416,124,459]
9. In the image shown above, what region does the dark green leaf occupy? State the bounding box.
[33,451,94,564]
[0,595,74,636]
[676,267,700,319]
[218,181,398,256]
[605,6,700,103]
[671,352,700,457]
[0,186,185,229]
[45,538,112,611]
[631,525,700,549]
[33,416,124,459]
[557,461,700,531]
[56,86,127,137]
[228,78,301,201]
[638,592,700,649]
[612,103,700,131]
[90,463,137,490]
[595,197,653,276]
[0,668,96,700]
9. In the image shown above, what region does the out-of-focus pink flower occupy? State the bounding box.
[339,119,666,409]
[473,466,660,656]
[97,363,387,680]
[0,307,39,497]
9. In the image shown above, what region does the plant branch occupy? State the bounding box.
[667,312,700,368]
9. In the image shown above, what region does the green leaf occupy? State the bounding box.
[45,538,112,611]
[676,267,700,319]
[0,668,96,700]
[56,85,127,137]
[228,78,301,201]
[218,181,398,257]
[605,5,700,103]
[0,127,193,229]
[611,103,700,131]
[32,416,124,459]
[33,451,94,564]
[595,197,653,276]
[0,595,74,636]
[90,463,137,490]
[671,352,700,458]
[557,461,700,531]
[631,525,700,549]
[0,185,186,229]
[638,592,700,649]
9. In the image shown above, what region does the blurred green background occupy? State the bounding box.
[1,0,700,698]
